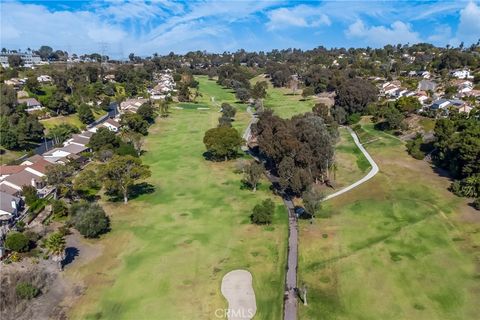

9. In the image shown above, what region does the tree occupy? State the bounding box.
[46,123,79,145]
[73,169,101,198]
[16,282,40,300]
[383,106,405,130]
[44,232,66,270]
[243,161,264,192]
[120,113,149,135]
[77,104,94,124]
[203,126,243,161]
[45,164,74,199]
[5,232,29,252]
[218,115,233,127]
[334,78,378,115]
[251,81,268,100]
[100,155,151,203]
[89,127,120,152]
[302,184,325,219]
[395,96,421,114]
[251,199,275,224]
[220,103,237,118]
[177,84,191,102]
[406,134,425,159]
[137,102,155,123]
[38,45,53,60]
[22,185,38,206]
[235,87,250,102]
[302,86,315,100]
[26,77,41,94]
[121,130,144,156]
[7,55,23,67]
[70,202,109,238]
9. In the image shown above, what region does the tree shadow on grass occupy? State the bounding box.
[105,182,155,202]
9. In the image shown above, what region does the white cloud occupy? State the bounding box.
[427,24,453,44]
[266,5,331,30]
[456,1,480,44]
[0,1,128,54]
[346,20,421,46]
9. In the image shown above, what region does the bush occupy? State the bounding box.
[251,199,275,225]
[472,198,480,211]
[51,199,67,218]
[5,232,29,252]
[16,282,40,300]
[70,202,110,238]
[406,134,425,160]
[346,113,361,125]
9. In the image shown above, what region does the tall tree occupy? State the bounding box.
[243,161,264,192]
[302,184,325,219]
[45,164,74,199]
[100,155,151,203]
[203,126,243,161]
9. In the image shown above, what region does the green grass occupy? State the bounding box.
[68,78,287,320]
[298,119,480,320]
[251,75,315,118]
[329,127,371,193]
[40,110,106,131]
[418,117,436,132]
[0,148,25,165]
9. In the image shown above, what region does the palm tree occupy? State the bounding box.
[45,232,66,270]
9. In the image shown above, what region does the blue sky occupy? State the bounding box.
[1,0,479,58]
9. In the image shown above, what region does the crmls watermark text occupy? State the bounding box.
[214,308,255,319]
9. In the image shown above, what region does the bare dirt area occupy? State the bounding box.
[0,230,102,320]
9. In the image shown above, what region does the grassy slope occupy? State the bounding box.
[67,76,287,320]
[298,118,480,320]
[250,75,315,118]
[40,110,107,131]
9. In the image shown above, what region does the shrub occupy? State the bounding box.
[70,202,110,238]
[5,232,29,252]
[16,282,40,300]
[472,198,480,211]
[251,199,275,225]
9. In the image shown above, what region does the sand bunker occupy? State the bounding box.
[220,270,257,320]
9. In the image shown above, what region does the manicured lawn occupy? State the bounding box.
[40,110,107,131]
[251,75,315,118]
[298,118,480,320]
[67,78,288,320]
[328,127,371,193]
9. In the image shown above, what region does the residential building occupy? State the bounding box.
[418,79,437,92]
[431,99,451,109]
[0,192,22,222]
[119,98,148,113]
[451,69,474,79]
[17,97,43,112]
[102,118,121,132]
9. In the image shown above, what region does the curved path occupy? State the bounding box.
[324,127,379,201]
[242,112,379,320]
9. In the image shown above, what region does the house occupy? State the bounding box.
[17,98,43,112]
[43,144,89,163]
[0,165,25,180]
[37,75,52,83]
[64,132,92,147]
[103,74,116,82]
[431,99,451,110]
[0,192,22,222]
[453,80,473,94]
[458,105,473,114]
[4,78,24,89]
[451,69,473,79]
[119,98,148,113]
[102,118,121,132]
[418,80,437,92]
[0,169,46,194]
[415,91,429,105]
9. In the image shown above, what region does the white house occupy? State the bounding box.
[451,69,474,79]
[431,99,451,110]
[17,98,44,112]
[37,75,52,83]
[102,118,121,132]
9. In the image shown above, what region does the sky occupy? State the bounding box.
[1,0,479,58]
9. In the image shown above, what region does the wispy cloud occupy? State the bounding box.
[346,20,421,46]
[266,5,331,30]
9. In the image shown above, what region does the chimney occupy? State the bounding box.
[11,200,17,210]
[31,178,36,187]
